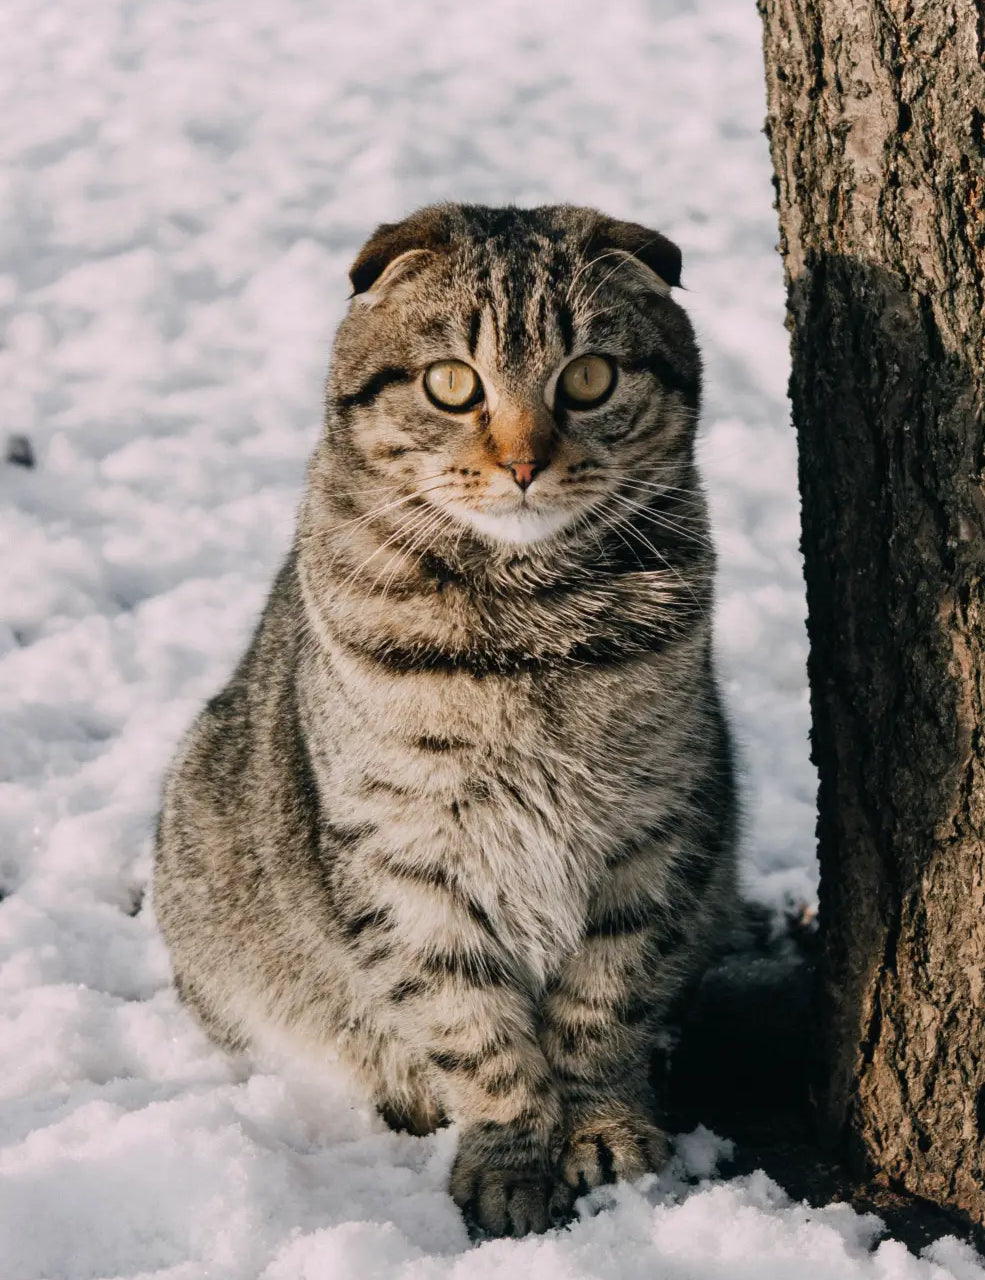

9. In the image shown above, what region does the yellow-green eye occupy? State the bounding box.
[558,354,615,407]
[424,360,483,411]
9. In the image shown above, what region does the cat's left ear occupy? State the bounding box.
[583,215,683,294]
[348,206,455,299]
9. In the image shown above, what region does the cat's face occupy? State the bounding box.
[326,205,701,550]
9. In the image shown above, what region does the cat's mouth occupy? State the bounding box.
[449,499,577,546]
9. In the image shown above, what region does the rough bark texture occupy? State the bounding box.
[759,0,985,1222]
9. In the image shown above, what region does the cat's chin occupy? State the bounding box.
[452,504,577,546]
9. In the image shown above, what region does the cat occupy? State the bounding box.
[153,203,738,1239]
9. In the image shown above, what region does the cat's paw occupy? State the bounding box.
[453,1164,574,1239]
[450,1123,573,1238]
[561,1113,669,1192]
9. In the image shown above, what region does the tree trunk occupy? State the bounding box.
[758,0,985,1223]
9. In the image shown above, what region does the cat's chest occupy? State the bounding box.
[445,753,596,978]
[313,681,605,981]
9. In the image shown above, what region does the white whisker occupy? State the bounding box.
[325,480,456,563]
[376,508,458,602]
[565,248,635,306]
[370,505,452,600]
[597,506,701,605]
[606,491,713,551]
[337,499,449,594]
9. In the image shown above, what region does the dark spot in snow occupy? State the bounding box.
[5,434,35,468]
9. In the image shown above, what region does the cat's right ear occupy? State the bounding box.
[348,206,455,301]
[583,215,683,294]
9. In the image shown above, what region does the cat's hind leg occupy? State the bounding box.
[375,1085,448,1136]
[373,1056,447,1135]
[346,1026,447,1136]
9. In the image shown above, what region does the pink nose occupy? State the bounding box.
[507,461,541,490]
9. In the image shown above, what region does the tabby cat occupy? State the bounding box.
[154,203,737,1239]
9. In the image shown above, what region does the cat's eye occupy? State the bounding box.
[424,360,483,412]
[558,355,616,408]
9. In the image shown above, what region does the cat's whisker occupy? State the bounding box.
[608,464,707,491]
[617,493,709,522]
[575,305,622,329]
[448,501,474,562]
[606,491,714,551]
[617,495,708,524]
[319,469,456,506]
[597,506,701,605]
[568,505,608,561]
[604,471,702,498]
[613,469,717,500]
[575,255,640,315]
[376,508,458,601]
[570,234,671,314]
[336,490,457,592]
[327,473,452,520]
[614,483,707,510]
[594,510,647,572]
[607,489,700,529]
[369,502,453,593]
[326,480,456,558]
[565,248,636,305]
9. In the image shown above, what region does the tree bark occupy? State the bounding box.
[758,0,985,1222]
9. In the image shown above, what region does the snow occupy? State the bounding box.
[0,0,967,1277]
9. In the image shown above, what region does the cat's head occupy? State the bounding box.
[323,203,701,551]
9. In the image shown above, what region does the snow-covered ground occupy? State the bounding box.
[2,1,978,1277]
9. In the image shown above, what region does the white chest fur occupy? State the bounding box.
[306,661,603,987]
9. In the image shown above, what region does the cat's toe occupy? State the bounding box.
[561,1115,669,1191]
[450,1124,572,1238]
[454,1165,572,1239]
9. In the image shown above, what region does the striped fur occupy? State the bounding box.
[154,204,737,1239]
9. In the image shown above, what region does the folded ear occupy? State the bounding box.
[348,206,456,297]
[583,215,683,291]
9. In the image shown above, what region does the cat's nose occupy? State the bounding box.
[506,460,542,490]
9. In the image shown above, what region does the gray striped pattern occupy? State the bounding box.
[154,204,738,1239]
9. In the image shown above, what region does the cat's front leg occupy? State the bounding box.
[542,937,673,1194]
[390,958,573,1236]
